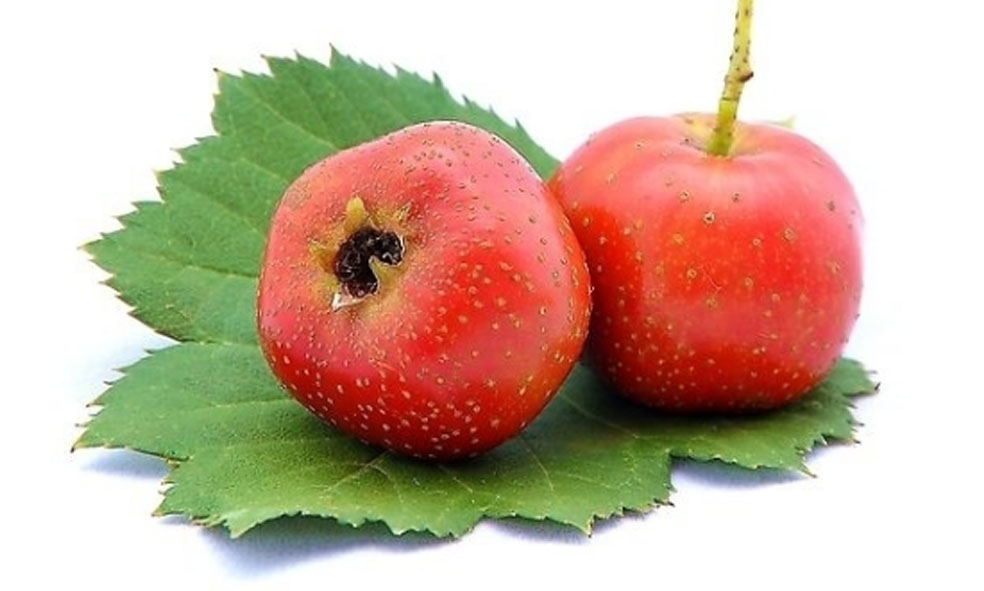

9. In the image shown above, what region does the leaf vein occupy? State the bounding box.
[519,435,556,494]
[165,176,267,239]
[556,393,641,438]
[233,78,339,152]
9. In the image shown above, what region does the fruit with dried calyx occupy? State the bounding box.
[257,121,592,459]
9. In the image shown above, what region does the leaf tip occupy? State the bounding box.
[226,523,253,539]
[80,236,103,257]
[328,43,347,65]
[770,115,796,129]
[70,431,98,453]
[797,464,817,478]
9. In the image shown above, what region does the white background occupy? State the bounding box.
[2,0,982,588]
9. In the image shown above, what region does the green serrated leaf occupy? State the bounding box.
[76,344,872,537]
[79,49,877,538]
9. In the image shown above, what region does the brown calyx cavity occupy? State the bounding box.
[333,225,405,301]
[326,196,407,311]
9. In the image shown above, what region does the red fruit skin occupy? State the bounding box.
[257,121,591,459]
[549,115,862,411]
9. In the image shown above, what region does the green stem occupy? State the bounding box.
[706,0,754,157]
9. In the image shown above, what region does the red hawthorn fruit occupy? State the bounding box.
[548,1,862,411]
[257,121,591,459]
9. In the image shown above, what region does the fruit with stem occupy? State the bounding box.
[548,0,863,411]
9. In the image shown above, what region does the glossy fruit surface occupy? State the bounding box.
[549,114,862,411]
[258,121,591,459]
